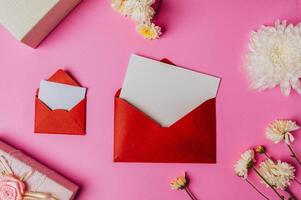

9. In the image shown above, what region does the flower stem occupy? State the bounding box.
[184,187,197,200]
[285,187,298,200]
[263,152,273,161]
[246,179,271,200]
[253,168,284,200]
[287,144,301,167]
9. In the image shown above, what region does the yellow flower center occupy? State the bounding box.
[136,23,160,40]
[268,46,286,66]
[142,28,153,37]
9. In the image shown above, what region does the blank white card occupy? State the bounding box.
[120,54,220,127]
[38,80,86,111]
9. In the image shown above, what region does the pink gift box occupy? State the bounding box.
[0,140,79,200]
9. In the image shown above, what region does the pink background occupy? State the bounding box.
[1,0,301,199]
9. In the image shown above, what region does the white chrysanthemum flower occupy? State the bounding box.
[234,149,255,179]
[111,0,127,15]
[136,22,161,39]
[131,6,154,23]
[266,120,299,144]
[123,0,155,22]
[258,159,295,189]
[246,20,301,96]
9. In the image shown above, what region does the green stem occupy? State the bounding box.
[184,187,197,200]
[253,168,284,200]
[287,144,301,167]
[246,179,271,200]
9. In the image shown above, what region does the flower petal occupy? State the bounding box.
[290,78,301,94]
[280,81,291,96]
[258,159,295,189]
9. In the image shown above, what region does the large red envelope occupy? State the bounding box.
[114,59,217,163]
[34,69,86,135]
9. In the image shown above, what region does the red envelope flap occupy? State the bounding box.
[36,69,82,96]
[69,98,86,128]
[48,69,80,86]
[160,58,174,65]
[35,97,86,135]
[114,89,216,163]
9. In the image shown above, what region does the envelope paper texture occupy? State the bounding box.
[114,55,220,163]
[0,0,81,48]
[0,140,79,199]
[35,69,86,135]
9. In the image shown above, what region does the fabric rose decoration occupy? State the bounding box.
[0,175,25,200]
[0,156,58,200]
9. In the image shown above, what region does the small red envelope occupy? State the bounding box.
[114,59,217,163]
[34,70,86,135]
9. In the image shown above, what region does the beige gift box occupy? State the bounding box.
[0,0,81,48]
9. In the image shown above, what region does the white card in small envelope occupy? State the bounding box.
[38,80,86,111]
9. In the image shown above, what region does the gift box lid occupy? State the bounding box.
[0,0,81,48]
